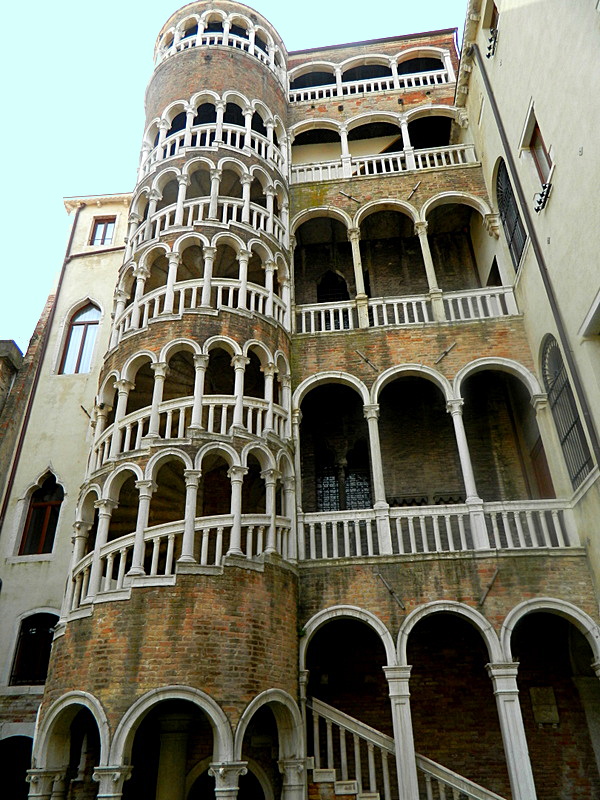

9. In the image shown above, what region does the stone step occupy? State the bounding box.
[334,780,358,795]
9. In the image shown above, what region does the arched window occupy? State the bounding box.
[10,613,58,685]
[18,474,64,555]
[60,304,100,374]
[496,160,527,269]
[542,335,593,488]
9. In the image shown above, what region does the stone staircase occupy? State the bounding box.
[307,698,508,800]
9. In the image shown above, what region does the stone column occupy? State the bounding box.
[125,213,141,260]
[283,476,298,561]
[486,663,538,800]
[279,759,306,800]
[109,289,128,350]
[209,763,248,800]
[348,227,369,328]
[163,252,181,315]
[400,119,416,171]
[128,480,155,575]
[266,119,275,161]
[137,145,151,183]
[446,399,488,549]
[335,66,343,97]
[281,278,292,331]
[183,104,195,147]
[214,100,226,143]
[262,468,280,554]
[531,394,574,503]
[157,118,170,149]
[292,408,305,559]
[281,200,290,248]
[93,402,110,448]
[87,499,117,599]
[237,249,250,310]
[200,246,216,308]
[414,221,444,320]
[180,470,201,563]
[227,466,248,556]
[231,355,250,429]
[92,766,133,800]
[156,714,192,800]
[108,380,134,459]
[248,27,256,56]
[147,362,168,438]
[281,375,292,438]
[62,521,92,617]
[240,174,252,224]
[208,169,222,220]
[189,354,209,434]
[390,58,400,89]
[130,266,149,329]
[27,770,64,800]
[262,363,276,432]
[383,666,420,800]
[243,107,253,145]
[340,125,352,177]
[146,189,161,240]
[266,187,276,234]
[363,404,392,554]
[264,259,276,318]
[174,175,190,227]
[49,773,68,800]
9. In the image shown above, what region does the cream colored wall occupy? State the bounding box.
[461,0,600,585]
[291,141,342,164]
[0,199,126,689]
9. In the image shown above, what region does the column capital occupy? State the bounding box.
[94,498,118,514]
[177,174,190,187]
[457,108,469,128]
[446,398,464,416]
[135,479,156,498]
[240,173,253,186]
[278,758,305,785]
[114,288,128,302]
[193,353,210,369]
[215,99,226,111]
[292,408,302,425]
[486,661,520,681]
[231,354,250,370]
[265,185,277,197]
[92,765,133,788]
[383,664,413,695]
[347,226,361,242]
[264,259,276,272]
[204,245,217,259]
[167,251,181,267]
[484,213,500,239]
[261,362,277,377]
[151,361,169,378]
[133,264,150,280]
[114,379,135,394]
[184,469,202,487]
[148,188,162,202]
[280,374,292,389]
[261,468,281,484]
[210,168,222,181]
[243,106,253,118]
[531,393,548,411]
[73,520,93,538]
[228,465,248,483]
[592,659,600,679]
[128,212,141,224]
[363,403,380,421]
[158,119,170,131]
[414,220,428,236]
[238,248,251,261]
[209,762,248,789]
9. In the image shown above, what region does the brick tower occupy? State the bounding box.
[7,2,600,800]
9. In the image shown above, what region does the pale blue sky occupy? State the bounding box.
[1,0,468,352]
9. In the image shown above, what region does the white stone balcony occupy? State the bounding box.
[295,286,518,333]
[68,512,293,612]
[90,395,289,473]
[140,122,286,178]
[299,499,578,560]
[290,143,477,185]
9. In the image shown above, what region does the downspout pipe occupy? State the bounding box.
[0,203,86,534]
[469,42,600,467]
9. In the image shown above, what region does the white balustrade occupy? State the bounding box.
[368,295,432,326]
[300,500,576,560]
[296,301,357,333]
[289,69,451,103]
[308,698,507,800]
[291,144,477,185]
[69,513,292,611]
[443,286,518,321]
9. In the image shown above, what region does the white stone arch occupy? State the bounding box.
[76,483,102,523]
[189,89,221,114]
[202,335,242,357]
[396,46,449,68]
[221,89,251,111]
[210,230,246,255]
[420,191,492,223]
[290,206,352,236]
[340,53,394,72]
[228,11,254,34]
[139,241,171,272]
[453,357,542,401]
[160,337,202,363]
[195,442,240,471]
[288,61,337,83]
[117,260,136,294]
[501,598,600,664]
[371,364,453,404]
[293,371,370,409]
[216,155,248,179]
[241,442,276,471]
[151,166,182,195]
[173,231,210,254]
[300,606,397,669]
[161,99,189,126]
[397,601,503,665]
[131,186,150,217]
[121,350,157,384]
[109,686,233,766]
[234,689,304,761]
[251,98,272,123]
[274,350,291,377]
[97,370,120,406]
[289,118,341,140]
[103,463,144,502]
[405,104,462,125]
[142,117,161,147]
[253,24,275,51]
[145,448,194,482]
[199,7,227,27]
[273,252,290,282]
[345,110,402,133]
[33,691,110,769]
[277,451,295,480]
[183,155,216,179]
[249,163,271,192]
[354,198,419,228]
[247,236,274,264]
[175,13,201,38]
[243,339,273,366]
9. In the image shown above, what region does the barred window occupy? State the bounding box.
[496,160,527,269]
[542,335,592,488]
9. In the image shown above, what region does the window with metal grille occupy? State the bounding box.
[10,613,58,685]
[59,304,100,374]
[542,335,592,488]
[18,474,64,555]
[496,160,527,269]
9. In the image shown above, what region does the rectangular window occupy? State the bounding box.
[529,123,552,183]
[90,217,116,246]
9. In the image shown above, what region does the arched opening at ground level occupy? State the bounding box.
[1,735,32,799]
[511,612,600,799]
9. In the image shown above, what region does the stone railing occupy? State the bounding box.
[289,67,451,103]
[308,697,507,800]
[290,143,477,184]
[299,499,578,560]
[140,122,285,177]
[114,278,287,345]
[295,286,516,334]
[91,395,288,472]
[69,513,292,611]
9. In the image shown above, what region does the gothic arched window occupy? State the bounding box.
[59,304,100,374]
[496,160,527,269]
[18,474,64,555]
[542,335,592,488]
